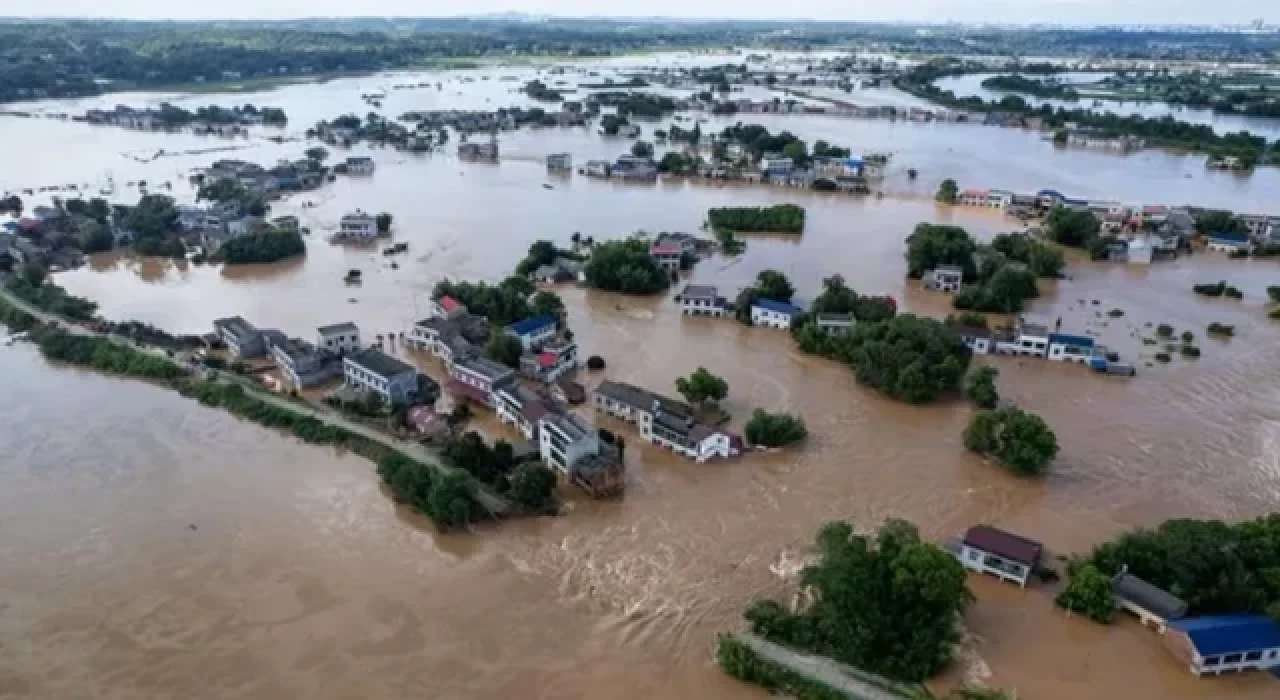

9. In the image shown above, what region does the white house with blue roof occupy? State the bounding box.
[751,298,803,329]
[1164,614,1280,676]
[505,314,558,351]
[1205,231,1253,254]
[1047,332,1097,364]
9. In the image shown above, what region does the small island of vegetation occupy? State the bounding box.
[707,204,806,233]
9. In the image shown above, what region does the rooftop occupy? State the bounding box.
[962,525,1043,566]
[1049,332,1094,348]
[953,325,992,339]
[1020,323,1050,338]
[1112,572,1188,621]
[456,356,516,382]
[318,321,358,337]
[816,313,855,324]
[680,284,719,300]
[438,295,463,313]
[595,380,689,415]
[1169,615,1280,656]
[345,348,416,379]
[541,411,594,442]
[753,298,802,316]
[507,314,557,336]
[213,316,260,342]
[934,264,964,274]
[1208,231,1250,243]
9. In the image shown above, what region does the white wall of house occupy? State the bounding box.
[1048,343,1093,363]
[957,544,1032,587]
[751,306,795,329]
[1187,644,1280,676]
[962,336,991,354]
[319,329,361,355]
[681,298,724,316]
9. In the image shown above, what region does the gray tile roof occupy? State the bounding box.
[680,284,719,300]
[456,356,515,382]
[318,321,358,336]
[345,348,416,379]
[213,316,260,343]
[1112,573,1188,620]
[595,380,689,415]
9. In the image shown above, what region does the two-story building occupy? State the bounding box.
[1165,615,1280,677]
[546,153,573,171]
[272,337,342,388]
[538,412,603,475]
[679,285,726,317]
[343,348,419,405]
[650,243,683,271]
[519,341,579,383]
[751,298,802,329]
[495,385,556,440]
[317,322,361,356]
[448,356,516,408]
[213,316,266,358]
[924,265,964,293]
[338,211,378,240]
[505,315,558,351]
[593,380,740,463]
[1047,332,1096,364]
[955,524,1043,587]
[996,322,1050,358]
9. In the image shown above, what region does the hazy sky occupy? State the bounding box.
[3,1,1272,26]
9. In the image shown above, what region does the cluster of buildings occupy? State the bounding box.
[401,104,586,133]
[675,283,808,330]
[950,318,1134,376]
[211,315,429,406]
[954,186,1280,261]
[952,524,1280,679]
[583,154,658,181]
[0,206,87,271]
[404,295,623,495]
[79,105,260,135]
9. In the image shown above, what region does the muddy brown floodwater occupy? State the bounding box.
[4,57,1280,699]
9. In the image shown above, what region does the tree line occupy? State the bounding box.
[708,204,806,233]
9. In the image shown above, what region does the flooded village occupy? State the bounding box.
[3,40,1280,700]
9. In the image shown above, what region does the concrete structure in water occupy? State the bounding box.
[338,211,377,240]
[678,285,725,317]
[924,265,964,293]
[955,524,1043,587]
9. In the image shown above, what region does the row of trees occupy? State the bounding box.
[147,102,287,127]
[707,204,806,233]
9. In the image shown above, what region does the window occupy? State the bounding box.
[1202,657,1220,667]
[1268,650,1277,659]
[1244,651,1262,662]
[1223,653,1243,664]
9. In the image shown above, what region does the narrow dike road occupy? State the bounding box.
[730,633,916,700]
[1,286,512,517]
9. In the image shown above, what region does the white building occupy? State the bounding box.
[505,315,558,351]
[996,322,1050,358]
[679,284,725,317]
[338,211,377,239]
[750,298,802,329]
[955,525,1043,587]
[924,265,964,293]
[1166,615,1280,677]
[538,412,602,474]
[815,313,855,335]
[342,348,419,405]
[317,322,361,355]
[495,386,553,440]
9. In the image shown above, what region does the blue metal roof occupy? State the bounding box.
[1169,615,1280,656]
[1049,332,1095,348]
[845,157,864,167]
[1208,231,1250,244]
[507,314,557,336]
[1036,189,1065,199]
[754,298,801,316]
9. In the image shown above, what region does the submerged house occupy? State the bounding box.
[593,380,740,463]
[1112,571,1188,633]
[924,264,964,293]
[1164,615,1280,677]
[956,524,1043,587]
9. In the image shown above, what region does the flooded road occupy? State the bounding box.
[3,56,1280,699]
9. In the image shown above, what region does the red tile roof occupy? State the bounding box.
[650,244,680,255]
[963,525,1043,565]
[439,296,461,313]
[537,351,558,368]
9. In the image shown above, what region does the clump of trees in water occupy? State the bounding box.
[1192,281,1243,299]
[440,431,560,515]
[744,410,808,447]
[1062,515,1280,624]
[433,276,541,324]
[964,366,1000,409]
[216,231,306,264]
[707,204,806,233]
[963,407,1059,476]
[905,224,1060,314]
[582,239,669,294]
[741,519,971,682]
